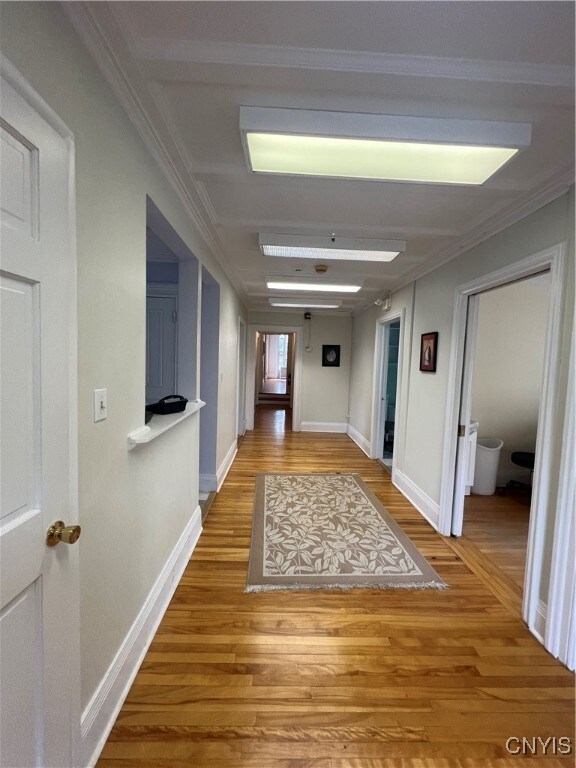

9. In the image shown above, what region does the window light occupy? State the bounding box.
[240,107,531,185]
[259,234,406,262]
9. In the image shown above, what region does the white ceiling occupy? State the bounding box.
[69,1,575,314]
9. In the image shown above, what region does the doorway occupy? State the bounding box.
[372,312,404,470]
[257,332,293,403]
[199,267,220,491]
[246,325,303,432]
[460,274,550,593]
[439,243,568,654]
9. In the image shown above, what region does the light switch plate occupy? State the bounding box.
[93,388,107,422]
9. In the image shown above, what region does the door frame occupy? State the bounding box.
[237,317,247,436]
[371,309,405,465]
[438,242,568,648]
[1,57,80,764]
[246,325,303,431]
[146,282,179,400]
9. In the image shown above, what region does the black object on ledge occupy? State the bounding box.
[146,395,188,416]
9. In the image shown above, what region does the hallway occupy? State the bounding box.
[97,408,574,766]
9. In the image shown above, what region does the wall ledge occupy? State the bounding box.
[127,400,205,450]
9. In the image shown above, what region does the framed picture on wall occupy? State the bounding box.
[420,332,438,372]
[322,344,340,367]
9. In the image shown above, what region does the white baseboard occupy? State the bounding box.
[346,424,372,458]
[81,506,203,768]
[393,469,440,530]
[199,473,217,492]
[300,421,347,433]
[532,599,548,644]
[216,439,237,491]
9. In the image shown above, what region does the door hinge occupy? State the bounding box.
[172,311,177,323]
[458,424,466,437]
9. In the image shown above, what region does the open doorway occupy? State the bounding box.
[461,274,550,592]
[372,312,404,470]
[257,332,293,404]
[246,325,302,432]
[440,242,568,654]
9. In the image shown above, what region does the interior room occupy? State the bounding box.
[0,3,574,767]
[462,275,551,592]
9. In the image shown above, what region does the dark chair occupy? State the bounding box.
[505,451,535,493]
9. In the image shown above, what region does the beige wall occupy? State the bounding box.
[472,276,550,479]
[301,314,352,426]
[0,2,246,710]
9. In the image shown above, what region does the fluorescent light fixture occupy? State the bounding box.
[267,280,361,293]
[269,298,342,309]
[240,107,531,185]
[259,234,406,262]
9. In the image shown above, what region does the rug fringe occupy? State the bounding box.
[245,580,447,593]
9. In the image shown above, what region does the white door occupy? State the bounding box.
[0,71,80,767]
[146,294,177,403]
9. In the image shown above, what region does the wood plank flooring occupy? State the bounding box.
[463,492,531,589]
[97,406,575,767]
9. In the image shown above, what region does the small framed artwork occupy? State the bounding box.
[322,344,340,367]
[420,332,438,372]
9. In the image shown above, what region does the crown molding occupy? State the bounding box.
[394,167,575,291]
[134,38,574,89]
[63,2,250,307]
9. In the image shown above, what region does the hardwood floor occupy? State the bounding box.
[97,407,574,767]
[463,491,531,589]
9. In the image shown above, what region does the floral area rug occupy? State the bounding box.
[246,473,446,592]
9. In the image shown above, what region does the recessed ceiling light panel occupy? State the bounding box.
[269,298,342,308]
[259,234,406,262]
[267,280,361,293]
[240,107,531,185]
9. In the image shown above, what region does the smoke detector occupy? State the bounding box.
[314,264,328,274]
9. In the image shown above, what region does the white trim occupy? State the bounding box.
[301,421,347,433]
[545,325,576,669]
[134,37,573,88]
[237,317,247,437]
[532,600,548,645]
[346,425,372,458]
[392,469,440,530]
[216,439,238,492]
[246,325,303,432]
[0,58,74,140]
[81,507,202,768]
[522,245,567,631]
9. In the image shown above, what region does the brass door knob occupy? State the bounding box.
[47,520,82,547]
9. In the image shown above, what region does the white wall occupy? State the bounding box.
[471,276,550,482]
[0,2,246,715]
